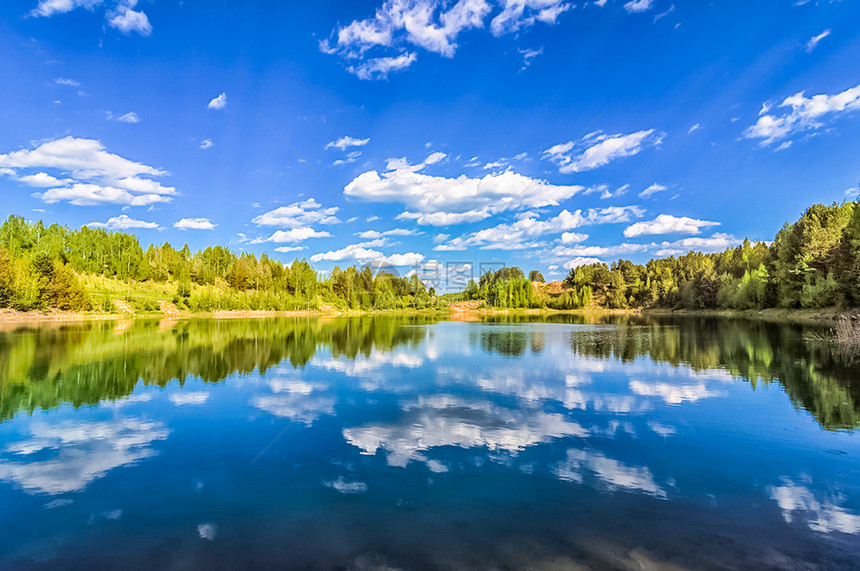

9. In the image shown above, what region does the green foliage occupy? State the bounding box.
[3,200,860,314]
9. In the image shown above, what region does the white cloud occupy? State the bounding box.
[174,217,215,230]
[262,227,333,243]
[348,52,418,80]
[491,1,572,35]
[310,244,383,262]
[16,172,72,187]
[745,83,860,146]
[435,206,643,250]
[199,139,214,150]
[252,198,340,227]
[326,136,370,150]
[563,256,604,269]
[37,184,171,206]
[333,150,362,166]
[543,129,663,173]
[688,123,701,134]
[655,233,738,256]
[87,214,159,230]
[358,228,419,238]
[806,29,831,52]
[345,158,583,225]
[55,77,81,87]
[0,136,175,206]
[31,0,101,18]
[424,151,447,165]
[324,0,572,79]
[116,111,140,123]
[624,0,653,13]
[623,214,720,237]
[108,6,152,36]
[33,1,153,35]
[519,47,543,68]
[274,245,306,253]
[384,252,425,266]
[207,92,227,110]
[638,182,667,199]
[397,209,492,226]
[561,231,588,244]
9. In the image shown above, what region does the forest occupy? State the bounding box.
[0,199,858,313]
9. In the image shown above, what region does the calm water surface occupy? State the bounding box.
[0,315,858,569]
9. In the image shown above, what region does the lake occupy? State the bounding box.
[0,315,858,569]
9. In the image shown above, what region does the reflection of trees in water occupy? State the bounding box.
[0,316,433,422]
[564,316,860,431]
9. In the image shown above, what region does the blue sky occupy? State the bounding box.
[1,0,859,287]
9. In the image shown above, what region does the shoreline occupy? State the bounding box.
[0,306,852,326]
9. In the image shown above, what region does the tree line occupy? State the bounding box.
[561,201,860,311]
[0,215,440,312]
[0,200,858,313]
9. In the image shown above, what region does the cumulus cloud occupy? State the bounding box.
[345,156,583,226]
[16,172,72,187]
[655,233,739,256]
[309,242,424,266]
[32,1,153,36]
[259,228,333,243]
[434,206,643,251]
[358,228,419,238]
[108,4,152,36]
[174,217,215,230]
[623,214,720,237]
[543,129,663,173]
[252,198,340,227]
[563,256,605,269]
[274,245,306,253]
[552,242,650,269]
[199,139,214,150]
[326,136,370,151]
[744,83,860,146]
[322,0,572,79]
[623,0,653,13]
[0,136,175,206]
[87,214,159,230]
[207,92,227,110]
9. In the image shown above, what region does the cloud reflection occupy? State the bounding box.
[553,448,666,498]
[343,395,588,469]
[767,478,860,534]
[0,418,169,495]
